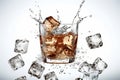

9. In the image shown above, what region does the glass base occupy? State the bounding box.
[43,57,75,64]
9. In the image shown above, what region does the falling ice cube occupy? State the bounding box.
[44,71,58,80]
[14,39,29,54]
[86,33,103,49]
[92,57,108,74]
[15,76,27,80]
[28,61,45,79]
[43,16,60,32]
[8,54,25,70]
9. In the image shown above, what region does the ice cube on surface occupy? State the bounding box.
[93,57,108,74]
[78,62,99,80]
[82,73,98,80]
[86,33,103,49]
[43,16,60,32]
[82,68,99,80]
[78,62,92,73]
[28,61,45,79]
[14,39,29,54]
[8,54,25,70]
[44,71,58,80]
[15,76,27,80]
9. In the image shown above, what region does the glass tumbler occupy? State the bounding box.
[39,16,79,64]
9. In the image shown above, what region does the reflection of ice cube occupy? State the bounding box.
[93,57,108,74]
[44,71,58,80]
[86,33,103,49]
[28,61,45,79]
[15,76,27,80]
[8,54,25,70]
[14,39,29,54]
[52,25,71,34]
[78,62,99,80]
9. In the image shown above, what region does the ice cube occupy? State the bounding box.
[43,46,56,55]
[28,61,45,79]
[44,71,58,80]
[75,78,83,80]
[14,39,29,54]
[86,33,103,49]
[78,62,99,80]
[42,45,57,59]
[46,46,56,52]
[15,76,27,80]
[45,36,57,45]
[78,62,91,74]
[52,25,71,34]
[43,16,60,32]
[82,70,99,80]
[63,48,74,57]
[63,32,74,46]
[8,54,25,70]
[92,57,108,74]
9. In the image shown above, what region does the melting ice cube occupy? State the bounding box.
[86,33,103,49]
[8,54,25,70]
[28,61,45,79]
[15,76,27,80]
[44,71,58,80]
[93,57,108,74]
[43,16,60,32]
[14,39,29,54]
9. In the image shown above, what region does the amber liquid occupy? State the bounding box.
[40,32,78,63]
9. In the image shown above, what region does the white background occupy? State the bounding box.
[0,0,120,80]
